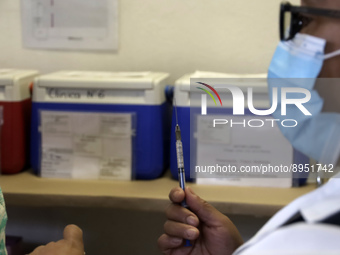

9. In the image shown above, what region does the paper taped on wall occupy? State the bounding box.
[20,0,118,50]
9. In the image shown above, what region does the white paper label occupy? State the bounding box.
[196,115,293,188]
[40,111,133,180]
[197,115,231,145]
[41,147,73,178]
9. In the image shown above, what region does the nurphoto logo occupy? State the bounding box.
[196,82,312,128]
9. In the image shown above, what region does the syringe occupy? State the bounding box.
[175,123,188,208]
[174,99,191,247]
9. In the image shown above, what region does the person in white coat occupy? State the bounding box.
[158,0,340,254]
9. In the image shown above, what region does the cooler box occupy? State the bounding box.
[31,71,170,180]
[170,71,309,186]
[0,69,38,174]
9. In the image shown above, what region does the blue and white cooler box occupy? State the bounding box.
[31,71,170,180]
[170,71,309,187]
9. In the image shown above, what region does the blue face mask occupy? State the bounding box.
[268,33,340,165]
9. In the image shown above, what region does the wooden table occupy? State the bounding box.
[0,170,315,217]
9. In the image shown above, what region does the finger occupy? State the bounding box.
[169,187,185,204]
[29,245,45,255]
[164,220,199,240]
[166,204,199,227]
[157,234,183,253]
[45,241,56,247]
[185,187,226,226]
[63,224,84,250]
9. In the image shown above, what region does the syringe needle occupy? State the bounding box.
[174,97,179,126]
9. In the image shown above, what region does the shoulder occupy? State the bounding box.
[234,175,340,255]
[239,222,340,255]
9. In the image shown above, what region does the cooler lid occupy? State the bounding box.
[0,69,38,85]
[36,71,169,89]
[177,71,268,93]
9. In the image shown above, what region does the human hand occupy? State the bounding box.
[158,187,243,255]
[29,224,84,255]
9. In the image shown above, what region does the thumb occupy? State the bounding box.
[185,187,226,227]
[63,224,84,251]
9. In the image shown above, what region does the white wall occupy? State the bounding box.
[0,0,299,84]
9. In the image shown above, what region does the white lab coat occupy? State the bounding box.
[234,173,340,255]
